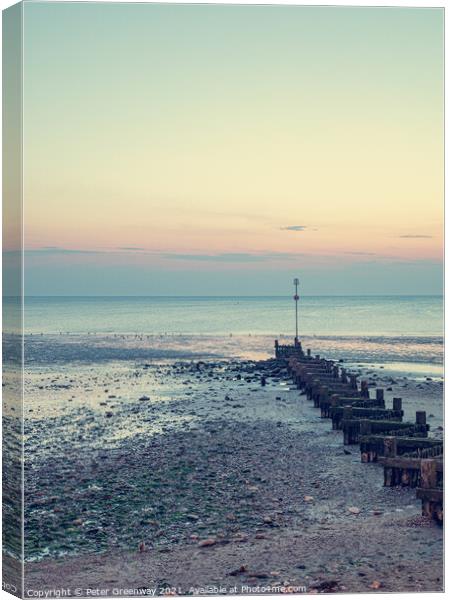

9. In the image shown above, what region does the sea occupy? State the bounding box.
[17,295,443,336]
[2,295,441,376]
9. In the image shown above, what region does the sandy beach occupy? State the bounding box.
[6,334,442,595]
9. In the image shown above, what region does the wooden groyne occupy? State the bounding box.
[275,340,444,525]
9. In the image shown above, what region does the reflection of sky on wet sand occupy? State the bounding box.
[21,332,444,366]
[346,361,443,380]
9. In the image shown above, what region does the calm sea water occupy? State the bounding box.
[18,295,442,337]
[2,296,443,368]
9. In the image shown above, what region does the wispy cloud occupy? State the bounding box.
[117,246,146,251]
[29,246,103,255]
[162,252,301,263]
[398,235,433,239]
[343,251,377,256]
[280,225,307,231]
[24,247,304,263]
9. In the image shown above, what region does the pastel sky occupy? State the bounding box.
[18,2,444,295]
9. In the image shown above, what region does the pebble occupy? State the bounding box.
[347,507,361,515]
[198,538,216,547]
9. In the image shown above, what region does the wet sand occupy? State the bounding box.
[15,343,443,596]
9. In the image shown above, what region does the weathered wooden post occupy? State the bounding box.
[350,374,357,389]
[420,459,437,490]
[361,380,369,398]
[360,419,372,435]
[393,397,402,411]
[330,393,339,407]
[307,348,311,357]
[376,389,384,402]
[343,406,353,444]
[360,419,372,462]
[384,436,397,458]
[416,411,427,425]
[418,458,442,522]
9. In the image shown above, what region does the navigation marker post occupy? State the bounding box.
[293,278,300,347]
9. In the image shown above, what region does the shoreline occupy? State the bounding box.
[3,332,444,367]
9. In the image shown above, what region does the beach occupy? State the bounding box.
[6,330,442,595]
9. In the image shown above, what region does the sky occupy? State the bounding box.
[11,2,445,295]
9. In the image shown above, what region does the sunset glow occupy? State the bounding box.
[20,3,443,294]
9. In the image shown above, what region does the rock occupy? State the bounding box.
[370,581,382,589]
[232,533,248,542]
[311,580,339,593]
[228,565,247,576]
[139,395,150,401]
[304,496,314,503]
[348,507,360,514]
[139,541,146,553]
[198,538,216,547]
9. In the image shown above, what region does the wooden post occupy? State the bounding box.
[342,406,353,445]
[420,459,437,489]
[384,467,393,487]
[307,348,311,357]
[320,394,329,417]
[360,420,372,436]
[350,374,357,389]
[330,394,340,407]
[376,389,384,402]
[361,380,369,398]
[416,411,427,425]
[393,397,402,411]
[342,406,353,421]
[384,436,397,458]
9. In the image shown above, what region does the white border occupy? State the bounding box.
[0,2,446,600]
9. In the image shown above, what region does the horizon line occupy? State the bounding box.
[11,293,445,299]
